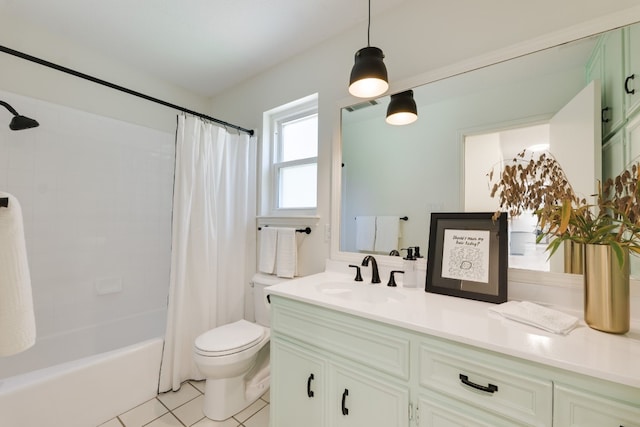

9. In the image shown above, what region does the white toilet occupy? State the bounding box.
[193,273,287,421]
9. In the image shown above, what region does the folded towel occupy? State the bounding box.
[355,216,376,251]
[0,192,36,356]
[276,228,297,278]
[489,301,579,335]
[258,227,278,274]
[374,216,399,253]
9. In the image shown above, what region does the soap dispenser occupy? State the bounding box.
[402,247,418,288]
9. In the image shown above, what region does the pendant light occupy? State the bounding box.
[348,0,389,98]
[386,90,418,125]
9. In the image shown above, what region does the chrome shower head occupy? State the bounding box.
[1,100,39,131]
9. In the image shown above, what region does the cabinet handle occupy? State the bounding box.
[459,374,499,394]
[602,107,610,123]
[341,388,349,415]
[306,373,315,398]
[625,74,636,94]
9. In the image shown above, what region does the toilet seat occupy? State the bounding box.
[194,319,264,357]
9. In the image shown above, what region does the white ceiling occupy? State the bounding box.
[0,0,408,97]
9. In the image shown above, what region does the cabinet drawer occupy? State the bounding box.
[419,343,552,426]
[554,384,640,427]
[418,389,531,427]
[271,296,410,379]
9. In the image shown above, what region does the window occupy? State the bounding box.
[264,94,318,213]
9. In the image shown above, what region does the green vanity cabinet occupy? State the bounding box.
[554,383,640,426]
[270,294,639,427]
[271,338,327,427]
[270,296,411,427]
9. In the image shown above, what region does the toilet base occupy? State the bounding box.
[201,344,271,421]
[202,375,269,421]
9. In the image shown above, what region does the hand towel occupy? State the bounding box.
[276,227,297,278]
[355,216,376,251]
[374,216,400,253]
[489,301,579,335]
[258,227,278,274]
[0,192,36,356]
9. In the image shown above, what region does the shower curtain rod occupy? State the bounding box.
[0,45,254,136]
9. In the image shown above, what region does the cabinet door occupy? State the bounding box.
[625,23,640,117]
[602,28,625,138]
[602,130,625,182]
[627,111,640,164]
[330,364,409,427]
[271,337,326,427]
[417,390,529,427]
[554,384,640,427]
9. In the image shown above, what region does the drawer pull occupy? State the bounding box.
[306,373,315,398]
[459,374,498,394]
[341,388,349,415]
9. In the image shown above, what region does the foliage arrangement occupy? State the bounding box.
[488,149,640,266]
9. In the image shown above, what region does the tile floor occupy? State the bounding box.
[98,381,270,427]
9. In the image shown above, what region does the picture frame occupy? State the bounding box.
[426,212,507,304]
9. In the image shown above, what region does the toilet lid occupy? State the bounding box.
[194,319,264,356]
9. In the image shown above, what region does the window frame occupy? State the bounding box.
[264,94,318,215]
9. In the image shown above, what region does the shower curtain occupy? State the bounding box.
[159,114,256,392]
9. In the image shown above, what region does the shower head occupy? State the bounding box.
[0,100,39,131]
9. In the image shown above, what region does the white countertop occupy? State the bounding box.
[266,270,640,389]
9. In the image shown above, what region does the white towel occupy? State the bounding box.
[0,192,36,356]
[276,228,297,278]
[489,301,579,335]
[355,216,376,251]
[374,216,400,253]
[258,227,278,274]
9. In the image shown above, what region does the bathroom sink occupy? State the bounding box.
[315,282,406,304]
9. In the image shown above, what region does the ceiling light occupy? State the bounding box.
[348,0,389,98]
[386,90,418,125]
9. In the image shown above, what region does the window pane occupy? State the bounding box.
[281,114,318,161]
[279,163,317,208]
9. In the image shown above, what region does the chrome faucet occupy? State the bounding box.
[361,255,381,284]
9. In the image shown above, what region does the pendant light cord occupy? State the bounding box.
[367,0,371,47]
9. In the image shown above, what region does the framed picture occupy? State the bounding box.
[426,212,507,304]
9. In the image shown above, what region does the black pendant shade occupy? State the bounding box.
[349,46,389,98]
[386,90,418,125]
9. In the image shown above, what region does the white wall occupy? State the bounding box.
[3,1,640,277]
[209,0,640,273]
[0,13,208,133]
[0,90,173,366]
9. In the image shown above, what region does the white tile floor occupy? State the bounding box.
[98,381,270,427]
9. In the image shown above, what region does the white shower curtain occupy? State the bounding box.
[159,114,256,392]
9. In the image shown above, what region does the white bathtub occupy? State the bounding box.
[0,337,163,427]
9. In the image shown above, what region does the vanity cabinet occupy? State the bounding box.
[271,338,327,427]
[554,384,640,427]
[270,293,639,427]
[418,338,552,426]
[270,296,410,427]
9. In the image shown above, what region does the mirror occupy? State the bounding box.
[338,22,637,277]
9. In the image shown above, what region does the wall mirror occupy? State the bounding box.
[336,19,640,279]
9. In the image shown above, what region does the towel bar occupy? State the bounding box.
[258,226,311,234]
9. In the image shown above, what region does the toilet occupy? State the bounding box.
[193,273,288,421]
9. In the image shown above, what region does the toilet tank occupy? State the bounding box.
[252,273,290,327]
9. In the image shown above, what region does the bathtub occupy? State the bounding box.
[0,310,166,427]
